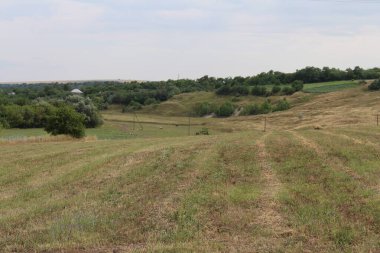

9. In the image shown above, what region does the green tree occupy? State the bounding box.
[45,106,85,138]
[66,95,103,128]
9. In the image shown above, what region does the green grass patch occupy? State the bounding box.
[303,81,359,93]
[0,128,47,139]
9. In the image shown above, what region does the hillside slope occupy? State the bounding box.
[0,87,379,252]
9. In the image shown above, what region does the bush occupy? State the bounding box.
[274,98,290,112]
[271,85,281,94]
[216,102,235,117]
[241,104,261,115]
[216,85,231,95]
[45,106,85,138]
[368,79,380,91]
[251,86,268,96]
[144,98,158,105]
[281,86,296,95]
[230,85,249,96]
[242,99,289,116]
[193,102,217,117]
[260,100,272,114]
[291,80,304,92]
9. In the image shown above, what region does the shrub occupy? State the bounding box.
[216,85,231,95]
[274,98,291,112]
[251,86,268,96]
[368,79,380,91]
[230,85,249,96]
[193,102,216,117]
[216,102,235,117]
[281,86,296,95]
[45,106,85,138]
[291,80,304,92]
[144,98,157,105]
[271,85,281,94]
[260,100,272,114]
[242,104,261,115]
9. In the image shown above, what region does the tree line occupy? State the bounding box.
[1,66,379,111]
[0,95,102,138]
[1,66,379,135]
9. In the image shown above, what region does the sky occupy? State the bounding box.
[0,0,380,82]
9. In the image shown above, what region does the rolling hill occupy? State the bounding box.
[0,85,379,252]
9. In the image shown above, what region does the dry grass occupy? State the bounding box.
[0,87,380,252]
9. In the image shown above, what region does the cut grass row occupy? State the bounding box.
[266,130,379,252]
[0,127,379,252]
[0,132,267,252]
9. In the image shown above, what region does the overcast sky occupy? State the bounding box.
[1,0,380,82]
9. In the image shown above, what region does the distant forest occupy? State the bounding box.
[0,67,380,114]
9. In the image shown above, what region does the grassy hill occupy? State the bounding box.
[133,80,362,117]
[0,85,379,252]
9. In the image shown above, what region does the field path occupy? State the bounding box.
[254,133,292,250]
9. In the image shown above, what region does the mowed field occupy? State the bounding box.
[0,86,379,252]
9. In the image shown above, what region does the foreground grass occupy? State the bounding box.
[0,131,268,252]
[266,130,379,252]
[0,125,379,252]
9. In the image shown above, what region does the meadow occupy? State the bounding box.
[0,85,379,252]
[303,80,360,93]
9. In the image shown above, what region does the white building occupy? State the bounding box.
[71,89,83,94]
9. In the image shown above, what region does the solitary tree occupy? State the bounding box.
[45,106,85,138]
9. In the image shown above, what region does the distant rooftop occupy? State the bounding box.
[71,89,83,94]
